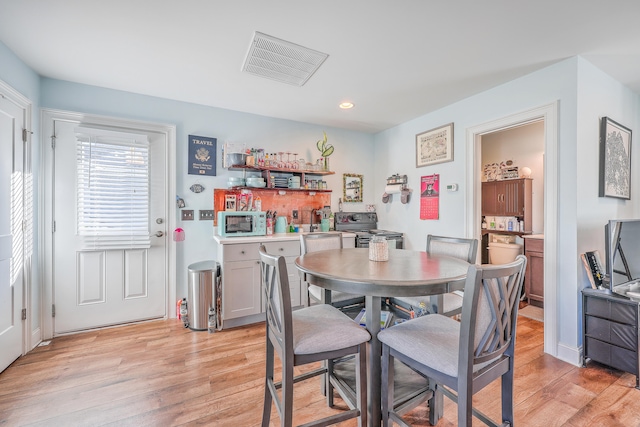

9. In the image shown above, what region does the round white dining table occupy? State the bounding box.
[295,247,469,426]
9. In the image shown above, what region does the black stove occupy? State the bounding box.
[334,212,403,248]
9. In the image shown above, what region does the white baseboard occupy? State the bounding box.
[555,342,582,367]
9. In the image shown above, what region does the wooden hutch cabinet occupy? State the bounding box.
[481,178,532,221]
[480,178,533,264]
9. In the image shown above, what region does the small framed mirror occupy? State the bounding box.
[343,173,363,203]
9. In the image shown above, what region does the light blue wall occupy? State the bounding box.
[39,78,376,302]
[575,56,640,342]
[373,56,640,363]
[0,41,41,343]
[0,41,40,102]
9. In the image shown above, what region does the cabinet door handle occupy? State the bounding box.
[279,248,284,252]
[240,250,245,254]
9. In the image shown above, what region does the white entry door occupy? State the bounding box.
[51,119,167,334]
[0,90,26,372]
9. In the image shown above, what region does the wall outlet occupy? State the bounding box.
[181,210,194,221]
[199,210,215,220]
[292,210,298,219]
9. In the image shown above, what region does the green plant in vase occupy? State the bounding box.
[316,131,334,171]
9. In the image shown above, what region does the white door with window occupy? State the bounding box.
[0,86,29,372]
[49,118,168,334]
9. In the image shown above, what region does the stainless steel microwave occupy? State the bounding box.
[217,211,266,237]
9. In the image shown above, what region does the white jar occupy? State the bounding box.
[369,236,389,261]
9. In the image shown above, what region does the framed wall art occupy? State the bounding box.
[343,173,363,203]
[188,134,217,176]
[416,122,454,168]
[599,117,632,200]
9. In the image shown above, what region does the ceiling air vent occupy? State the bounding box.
[242,32,329,86]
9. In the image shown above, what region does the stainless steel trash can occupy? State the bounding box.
[187,261,221,331]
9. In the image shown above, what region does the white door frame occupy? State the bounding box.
[0,78,32,354]
[40,109,176,339]
[466,101,559,357]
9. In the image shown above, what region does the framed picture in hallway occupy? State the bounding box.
[599,117,632,200]
[416,123,454,167]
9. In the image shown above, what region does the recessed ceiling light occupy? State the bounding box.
[339,102,354,109]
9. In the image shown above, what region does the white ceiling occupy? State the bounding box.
[1,1,640,134]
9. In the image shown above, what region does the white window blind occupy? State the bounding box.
[75,127,150,250]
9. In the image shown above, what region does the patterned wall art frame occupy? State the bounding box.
[416,123,454,167]
[599,117,632,199]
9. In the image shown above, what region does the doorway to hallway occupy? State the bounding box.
[466,102,559,357]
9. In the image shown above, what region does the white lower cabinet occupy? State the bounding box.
[220,243,262,321]
[217,239,301,327]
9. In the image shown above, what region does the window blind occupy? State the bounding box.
[75,127,150,250]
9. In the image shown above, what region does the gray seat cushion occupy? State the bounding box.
[378,314,498,377]
[293,304,371,354]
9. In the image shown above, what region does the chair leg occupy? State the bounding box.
[358,343,368,427]
[381,344,394,427]
[501,363,515,425]
[428,382,443,426]
[326,357,335,407]
[457,380,473,427]
[262,340,274,427]
[319,288,333,398]
[281,355,294,427]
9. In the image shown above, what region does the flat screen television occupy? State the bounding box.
[605,219,640,290]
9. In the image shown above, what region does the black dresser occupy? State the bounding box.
[582,288,640,389]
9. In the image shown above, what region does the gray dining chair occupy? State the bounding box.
[300,233,365,309]
[258,245,370,427]
[391,234,478,317]
[379,254,527,427]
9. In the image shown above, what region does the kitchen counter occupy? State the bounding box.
[213,230,355,245]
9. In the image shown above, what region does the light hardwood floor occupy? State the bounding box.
[1,315,639,426]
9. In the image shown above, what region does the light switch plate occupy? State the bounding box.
[181,210,194,221]
[199,210,215,220]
